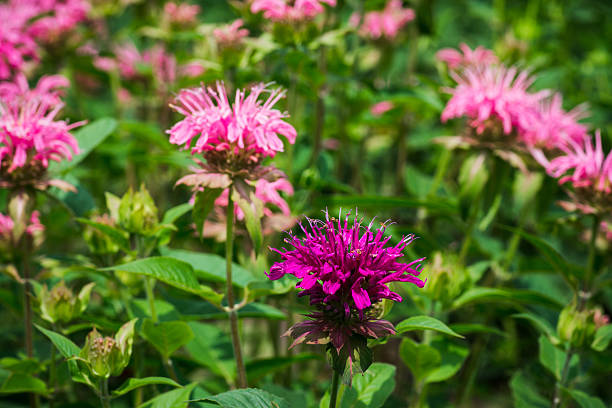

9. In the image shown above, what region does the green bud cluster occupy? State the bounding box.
[39,281,95,324]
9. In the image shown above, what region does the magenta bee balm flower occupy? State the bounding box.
[269,210,424,373]
[251,0,336,22]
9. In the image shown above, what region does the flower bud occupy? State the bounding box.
[557,303,601,349]
[424,252,471,308]
[80,319,136,378]
[118,185,158,235]
[39,281,94,324]
[84,213,120,255]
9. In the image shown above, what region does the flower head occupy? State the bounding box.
[0,74,83,181]
[521,93,589,149]
[213,19,249,49]
[355,0,415,40]
[436,43,498,70]
[163,2,200,26]
[167,81,296,160]
[250,0,336,22]
[370,101,394,117]
[441,65,544,138]
[269,210,424,371]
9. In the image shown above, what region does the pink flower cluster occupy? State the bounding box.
[251,0,336,22]
[0,74,83,172]
[163,2,200,26]
[0,0,89,79]
[436,43,498,70]
[352,0,415,40]
[94,43,205,92]
[543,131,612,194]
[213,20,249,49]
[167,81,297,158]
[0,211,44,239]
[441,45,589,150]
[370,101,394,117]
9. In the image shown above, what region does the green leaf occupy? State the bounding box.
[509,371,549,408]
[140,382,197,408]
[246,354,320,384]
[396,315,464,338]
[141,319,195,359]
[194,388,289,408]
[452,287,563,310]
[103,257,222,303]
[77,218,130,251]
[160,248,258,288]
[567,389,607,408]
[0,373,47,395]
[325,195,457,214]
[424,339,469,384]
[399,338,440,382]
[193,188,224,238]
[185,322,235,385]
[35,324,80,358]
[50,118,117,173]
[113,377,181,397]
[538,335,578,381]
[162,203,193,224]
[350,363,396,408]
[449,323,507,337]
[591,324,612,352]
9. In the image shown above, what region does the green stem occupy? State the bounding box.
[329,369,340,408]
[584,215,600,293]
[22,253,39,408]
[458,191,482,264]
[428,149,452,198]
[226,188,247,388]
[49,324,58,408]
[144,277,158,323]
[163,358,179,383]
[99,378,111,408]
[551,348,573,408]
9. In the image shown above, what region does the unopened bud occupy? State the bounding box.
[118,185,158,235]
[80,319,136,378]
[39,281,94,324]
[424,252,471,307]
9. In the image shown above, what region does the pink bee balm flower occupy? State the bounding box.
[167,81,296,159]
[213,20,249,49]
[179,62,205,78]
[0,74,83,174]
[0,210,44,247]
[26,0,90,42]
[545,131,612,194]
[251,0,336,22]
[436,43,498,70]
[0,2,38,79]
[357,0,415,40]
[268,210,424,370]
[163,2,200,26]
[370,101,394,117]
[441,65,544,136]
[521,93,589,149]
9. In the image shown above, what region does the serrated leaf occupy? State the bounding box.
[141,319,194,359]
[103,257,221,303]
[162,203,193,224]
[567,389,607,408]
[193,388,289,408]
[0,373,47,395]
[160,247,258,288]
[49,118,117,173]
[538,335,578,381]
[113,377,181,397]
[510,371,549,408]
[35,324,80,358]
[350,363,396,408]
[396,315,464,338]
[185,322,235,385]
[591,324,612,352]
[452,287,563,310]
[140,382,197,408]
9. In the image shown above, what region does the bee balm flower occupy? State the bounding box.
[436,43,498,71]
[0,74,83,181]
[268,210,425,372]
[251,0,336,22]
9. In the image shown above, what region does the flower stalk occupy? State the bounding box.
[225,187,247,388]
[329,369,340,408]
